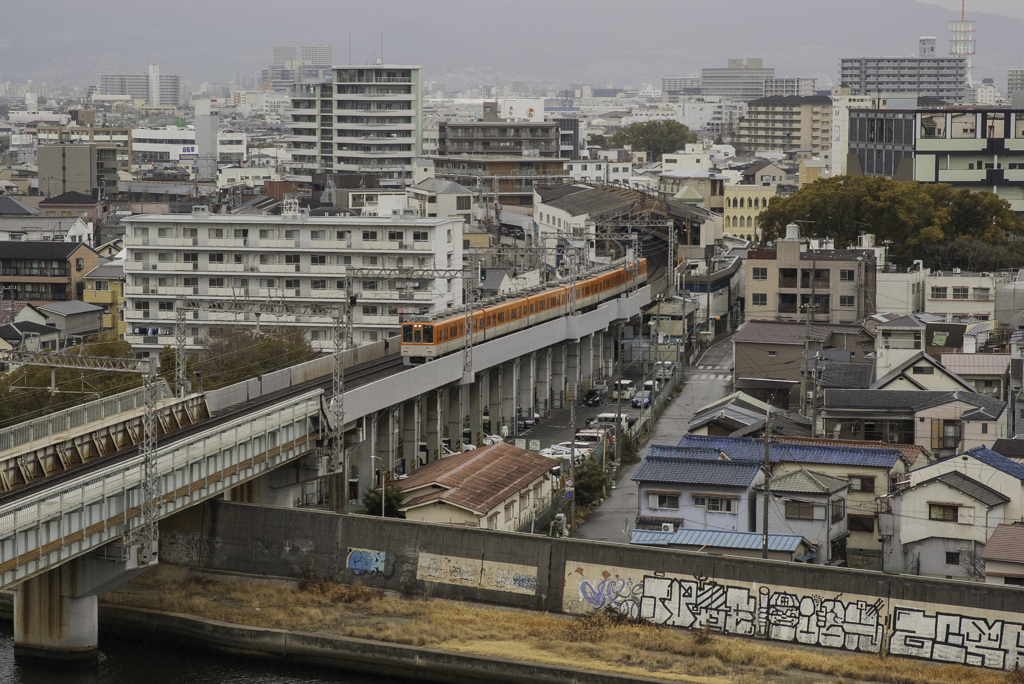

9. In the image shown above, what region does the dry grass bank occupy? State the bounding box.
[104,572,1023,684]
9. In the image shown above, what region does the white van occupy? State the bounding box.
[644,379,660,395]
[587,413,629,432]
[611,379,636,400]
[654,362,674,381]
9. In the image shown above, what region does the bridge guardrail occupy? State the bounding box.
[0,380,173,453]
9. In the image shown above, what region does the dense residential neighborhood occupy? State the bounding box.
[8,2,1024,678]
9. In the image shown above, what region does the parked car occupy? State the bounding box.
[481,433,504,445]
[517,408,541,430]
[632,391,652,408]
[582,389,603,407]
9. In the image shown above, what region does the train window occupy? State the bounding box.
[403,325,413,343]
[423,326,433,343]
[414,328,421,343]
[498,312,504,323]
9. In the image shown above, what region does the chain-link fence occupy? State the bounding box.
[517,488,568,534]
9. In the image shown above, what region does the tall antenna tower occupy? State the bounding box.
[949,0,976,87]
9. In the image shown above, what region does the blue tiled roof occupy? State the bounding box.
[647,445,722,461]
[677,435,900,468]
[632,456,761,487]
[631,527,804,552]
[961,447,1024,482]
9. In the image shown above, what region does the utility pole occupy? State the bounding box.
[799,303,815,418]
[761,409,772,559]
[569,382,576,535]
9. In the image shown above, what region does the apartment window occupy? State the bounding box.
[848,515,875,533]
[259,279,276,288]
[362,331,379,342]
[285,279,300,289]
[457,196,471,211]
[849,476,875,493]
[648,493,679,510]
[413,231,429,242]
[945,551,962,565]
[135,301,150,311]
[929,504,958,522]
[840,269,855,281]
[752,293,767,306]
[209,278,225,287]
[447,229,452,243]
[504,502,515,523]
[311,279,327,290]
[94,280,110,291]
[285,230,298,240]
[184,277,198,287]
[785,501,814,520]
[210,228,224,239]
[183,252,198,263]
[310,254,326,265]
[839,295,855,308]
[234,254,243,264]
[310,230,325,240]
[285,254,301,265]
[76,258,84,271]
[363,230,378,241]
[362,305,379,316]
[209,253,225,263]
[931,287,947,299]
[693,496,733,512]
[768,350,776,357]
[362,255,379,266]
[259,229,272,239]
[831,499,845,523]
[388,230,404,241]
[952,287,969,300]
[363,280,378,291]
[752,267,767,280]
[158,301,174,312]
[974,287,990,301]
[982,423,989,434]
[336,230,350,240]
[912,366,934,375]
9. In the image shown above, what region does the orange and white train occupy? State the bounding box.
[401,259,647,365]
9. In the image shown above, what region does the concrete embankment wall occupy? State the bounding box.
[160,500,1024,671]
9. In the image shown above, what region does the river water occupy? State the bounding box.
[0,622,410,684]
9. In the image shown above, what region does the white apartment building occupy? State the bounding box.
[829,86,877,176]
[132,126,247,164]
[121,206,462,355]
[563,159,632,184]
[925,270,1008,323]
[286,64,422,186]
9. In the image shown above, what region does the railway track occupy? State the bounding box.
[0,354,406,507]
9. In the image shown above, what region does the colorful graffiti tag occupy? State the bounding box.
[417,553,538,595]
[346,548,395,578]
[564,562,1024,670]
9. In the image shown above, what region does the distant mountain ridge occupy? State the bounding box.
[1,0,1021,91]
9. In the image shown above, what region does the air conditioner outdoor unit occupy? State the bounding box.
[887,435,899,443]
[661,523,674,533]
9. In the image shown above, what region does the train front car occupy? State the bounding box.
[401,322,436,365]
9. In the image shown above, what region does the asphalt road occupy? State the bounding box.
[573,336,735,543]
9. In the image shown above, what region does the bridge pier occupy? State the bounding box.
[425,390,441,464]
[14,550,150,664]
[550,344,566,409]
[468,379,483,444]
[375,409,394,484]
[580,335,594,389]
[518,353,535,424]
[445,384,462,450]
[501,362,516,436]
[487,367,502,436]
[602,330,615,377]
[401,398,418,474]
[536,348,551,415]
[565,341,580,404]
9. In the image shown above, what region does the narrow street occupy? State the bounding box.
[574,335,735,543]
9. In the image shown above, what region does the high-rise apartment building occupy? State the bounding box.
[99,66,181,106]
[839,44,967,102]
[662,76,701,93]
[735,95,833,155]
[702,58,774,101]
[287,64,422,186]
[764,78,816,97]
[273,45,296,66]
[301,44,333,65]
[1008,69,1024,94]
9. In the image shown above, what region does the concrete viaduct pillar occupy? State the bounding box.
[468,377,483,444]
[425,389,441,463]
[580,335,594,389]
[518,352,535,422]
[15,552,150,664]
[488,366,502,437]
[400,398,418,474]
[550,344,566,409]
[376,407,395,480]
[446,384,463,450]
[535,348,551,415]
[565,341,580,404]
[603,330,615,377]
[501,362,517,436]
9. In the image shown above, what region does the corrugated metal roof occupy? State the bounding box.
[37,300,103,316]
[632,456,761,487]
[631,527,804,552]
[939,353,1010,377]
[677,435,901,468]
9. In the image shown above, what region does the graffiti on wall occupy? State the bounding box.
[160,531,224,566]
[417,553,538,595]
[347,548,396,578]
[564,562,1024,671]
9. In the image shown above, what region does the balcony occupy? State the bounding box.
[2,267,69,277]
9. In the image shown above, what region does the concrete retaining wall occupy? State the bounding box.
[161,500,1024,672]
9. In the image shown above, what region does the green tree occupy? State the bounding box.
[361,485,406,518]
[756,175,1024,268]
[575,460,610,506]
[610,121,697,162]
[195,327,318,390]
[587,134,607,148]
[617,432,639,466]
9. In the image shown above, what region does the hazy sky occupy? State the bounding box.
[1,0,1021,91]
